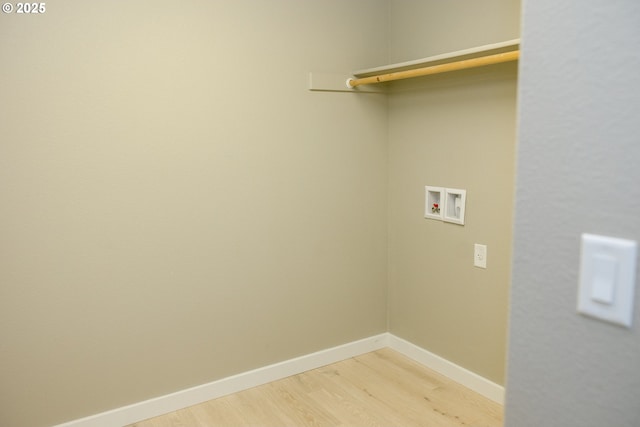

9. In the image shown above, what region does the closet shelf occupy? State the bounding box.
[352,39,519,78]
[308,39,519,93]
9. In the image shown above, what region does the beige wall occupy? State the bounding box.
[0,2,389,426]
[386,0,520,384]
[1,1,522,426]
[388,0,521,63]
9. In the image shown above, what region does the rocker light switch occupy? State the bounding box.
[590,254,617,304]
[577,234,637,327]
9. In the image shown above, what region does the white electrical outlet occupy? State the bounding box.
[474,244,487,268]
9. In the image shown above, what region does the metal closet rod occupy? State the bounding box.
[346,50,519,88]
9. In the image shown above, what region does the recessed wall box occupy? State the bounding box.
[425,186,444,220]
[443,188,466,225]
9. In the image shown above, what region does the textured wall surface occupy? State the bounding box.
[0,2,389,426]
[505,1,640,426]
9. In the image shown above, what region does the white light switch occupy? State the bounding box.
[590,254,617,304]
[578,234,637,327]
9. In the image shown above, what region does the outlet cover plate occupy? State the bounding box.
[474,244,487,268]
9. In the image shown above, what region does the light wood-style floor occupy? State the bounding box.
[128,348,503,427]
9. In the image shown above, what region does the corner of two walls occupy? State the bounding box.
[386,0,521,385]
[0,1,519,425]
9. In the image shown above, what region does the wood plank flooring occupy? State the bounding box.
[127,348,503,427]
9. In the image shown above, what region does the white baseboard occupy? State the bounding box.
[53,333,503,426]
[53,334,388,427]
[386,334,505,404]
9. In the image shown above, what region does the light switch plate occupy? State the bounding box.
[577,233,637,327]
